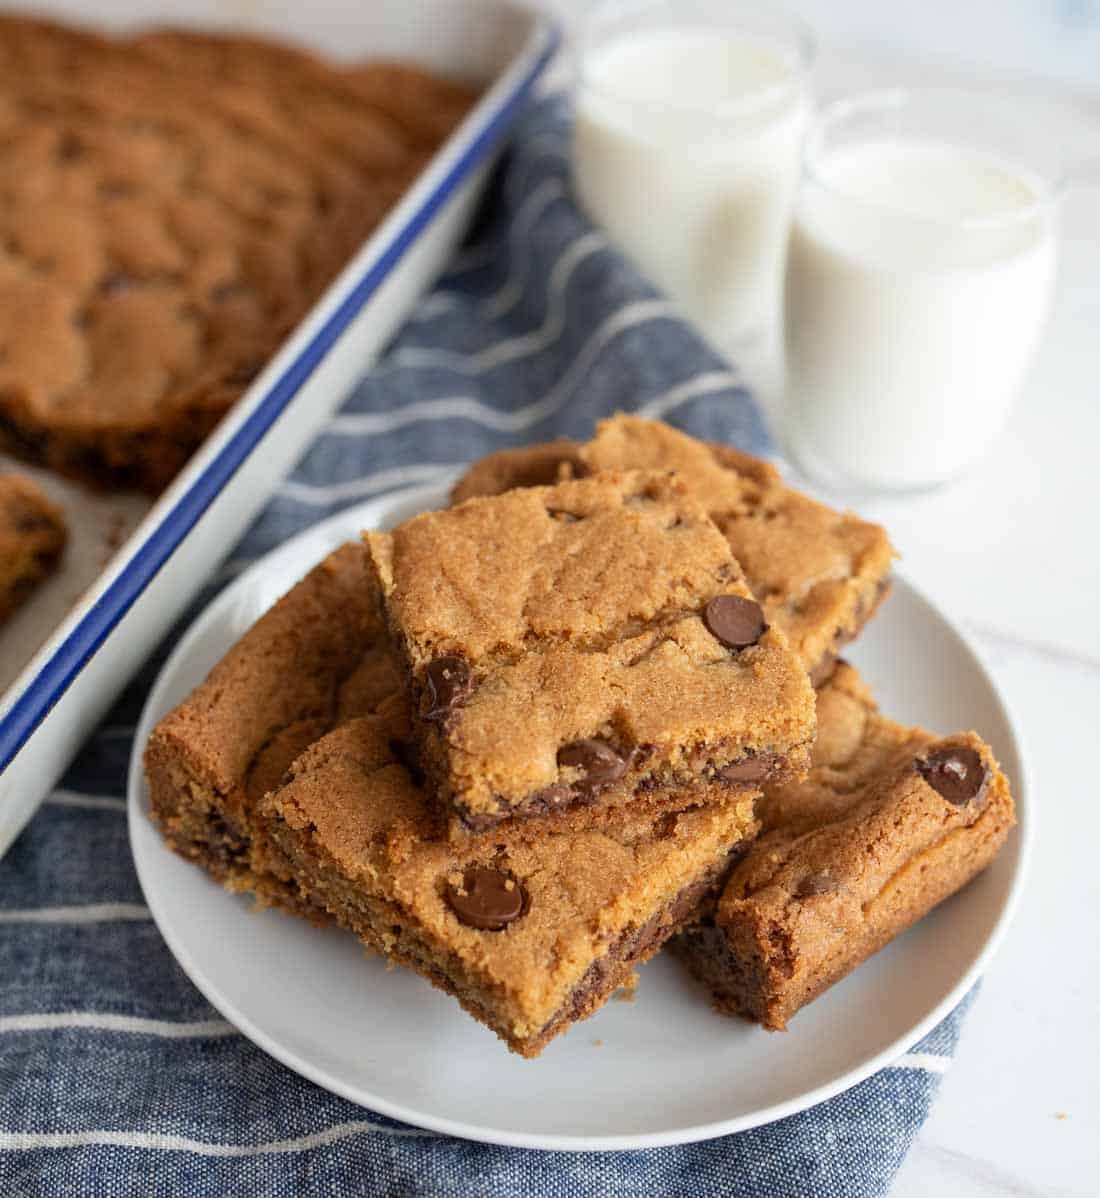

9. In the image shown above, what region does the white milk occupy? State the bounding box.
[784,138,1057,490]
[574,30,808,348]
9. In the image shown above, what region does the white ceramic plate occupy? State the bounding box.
[128,482,1030,1151]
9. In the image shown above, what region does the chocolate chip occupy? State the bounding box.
[445,866,525,931]
[422,656,472,721]
[703,595,767,649]
[916,745,988,806]
[793,871,835,898]
[557,738,627,797]
[717,754,773,784]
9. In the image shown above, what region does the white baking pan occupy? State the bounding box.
[0,0,558,855]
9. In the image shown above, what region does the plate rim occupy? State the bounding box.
[127,482,1033,1152]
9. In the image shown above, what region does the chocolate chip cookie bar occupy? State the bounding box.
[364,470,816,837]
[673,663,1016,1030]
[257,700,757,1057]
[450,417,895,683]
[0,473,67,623]
[0,16,476,491]
[145,541,402,909]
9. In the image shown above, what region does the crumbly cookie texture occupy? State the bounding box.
[144,541,402,911]
[449,417,895,682]
[673,663,1016,1030]
[0,17,476,491]
[258,701,758,1057]
[0,473,67,623]
[364,470,816,838]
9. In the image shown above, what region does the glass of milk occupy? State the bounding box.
[783,89,1061,494]
[573,0,814,357]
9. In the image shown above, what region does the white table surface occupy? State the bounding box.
[538,5,1100,1193]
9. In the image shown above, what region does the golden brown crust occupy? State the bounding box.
[0,473,67,623]
[366,470,815,836]
[674,665,1016,1029]
[143,541,402,900]
[258,706,758,1056]
[0,16,477,491]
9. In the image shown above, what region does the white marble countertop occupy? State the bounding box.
[538,4,1100,1192]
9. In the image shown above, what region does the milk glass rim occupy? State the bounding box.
[803,88,1066,233]
[576,0,816,124]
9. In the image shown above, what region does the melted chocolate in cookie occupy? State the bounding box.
[703,595,767,650]
[445,866,525,931]
[423,656,472,721]
[916,745,988,806]
[557,738,628,797]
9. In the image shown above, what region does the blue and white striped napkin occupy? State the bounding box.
[0,96,971,1197]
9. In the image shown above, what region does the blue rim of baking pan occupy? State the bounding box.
[0,19,560,774]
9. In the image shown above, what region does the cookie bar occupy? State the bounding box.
[364,470,816,837]
[0,473,67,623]
[673,663,1016,1030]
[144,541,402,909]
[257,701,758,1057]
[450,417,895,682]
[0,16,476,491]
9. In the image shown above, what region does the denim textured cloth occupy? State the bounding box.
[0,96,971,1196]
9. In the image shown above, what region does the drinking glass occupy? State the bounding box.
[783,88,1062,494]
[573,0,815,356]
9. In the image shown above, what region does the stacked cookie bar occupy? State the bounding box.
[147,415,1015,1054]
[362,470,815,837]
[453,416,1015,1029]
